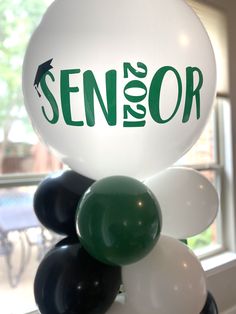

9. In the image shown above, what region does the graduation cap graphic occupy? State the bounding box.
[34,58,53,97]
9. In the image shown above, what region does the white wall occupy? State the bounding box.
[207,265,236,312]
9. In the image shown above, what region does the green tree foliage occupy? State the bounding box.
[188,227,215,250]
[0,0,50,143]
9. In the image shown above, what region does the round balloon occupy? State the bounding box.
[23,0,216,180]
[54,236,79,248]
[145,167,219,239]
[76,176,162,265]
[122,235,207,314]
[106,302,126,314]
[34,240,121,314]
[106,300,137,314]
[34,170,94,236]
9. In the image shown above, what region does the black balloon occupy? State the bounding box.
[34,170,94,236]
[54,236,79,248]
[200,292,218,314]
[34,241,121,314]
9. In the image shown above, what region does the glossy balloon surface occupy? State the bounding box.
[106,302,126,314]
[106,300,135,314]
[34,170,94,235]
[34,241,121,314]
[54,235,79,248]
[122,235,207,314]
[200,292,218,314]
[145,167,219,239]
[23,0,216,180]
[76,176,162,265]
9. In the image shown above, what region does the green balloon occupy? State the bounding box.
[76,176,162,266]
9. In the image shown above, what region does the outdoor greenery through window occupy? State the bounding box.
[0,0,230,313]
[0,0,59,175]
[0,1,58,314]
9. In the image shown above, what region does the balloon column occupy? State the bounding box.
[22,0,219,313]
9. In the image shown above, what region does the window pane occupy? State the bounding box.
[0,0,58,175]
[0,140,62,174]
[0,1,58,312]
[0,185,59,314]
[188,224,217,250]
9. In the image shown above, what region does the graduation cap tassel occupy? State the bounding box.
[35,85,41,97]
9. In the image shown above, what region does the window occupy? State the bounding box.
[0,0,59,176]
[0,1,56,314]
[182,1,230,257]
[176,98,225,257]
[0,1,231,314]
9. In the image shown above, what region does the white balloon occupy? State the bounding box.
[23,0,216,180]
[106,302,126,314]
[145,167,219,239]
[106,298,137,314]
[122,235,207,314]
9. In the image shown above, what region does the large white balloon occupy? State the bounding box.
[145,167,219,239]
[122,235,207,314]
[106,302,139,314]
[23,0,216,180]
[106,302,126,314]
[105,296,136,314]
[106,302,138,314]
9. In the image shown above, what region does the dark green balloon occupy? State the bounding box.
[76,176,162,266]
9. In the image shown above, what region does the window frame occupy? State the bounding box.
[176,96,227,259]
